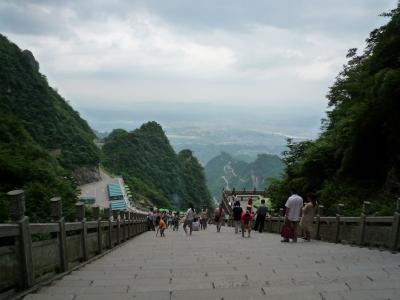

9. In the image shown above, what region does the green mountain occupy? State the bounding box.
[205,152,284,200]
[0,34,101,221]
[102,122,213,211]
[267,5,400,215]
[0,34,100,171]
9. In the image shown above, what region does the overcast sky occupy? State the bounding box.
[0,0,397,134]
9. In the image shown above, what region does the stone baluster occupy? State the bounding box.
[129,212,135,238]
[278,208,284,234]
[104,208,112,249]
[92,205,102,254]
[119,210,126,241]
[390,198,400,252]
[76,202,88,261]
[50,197,68,272]
[358,201,370,246]
[125,211,130,239]
[335,203,344,243]
[316,205,324,240]
[113,210,120,244]
[7,190,34,290]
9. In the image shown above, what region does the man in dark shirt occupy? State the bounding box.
[232,200,243,234]
[254,199,267,233]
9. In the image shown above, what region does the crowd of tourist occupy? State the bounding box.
[148,189,317,242]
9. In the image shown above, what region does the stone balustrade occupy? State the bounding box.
[0,190,148,295]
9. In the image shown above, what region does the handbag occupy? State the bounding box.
[281,223,294,239]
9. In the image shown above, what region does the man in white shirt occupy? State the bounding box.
[283,189,303,242]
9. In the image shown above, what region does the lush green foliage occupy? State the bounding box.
[205,152,284,200]
[267,6,400,215]
[0,34,100,221]
[178,149,214,210]
[0,34,100,169]
[102,122,214,211]
[0,114,77,222]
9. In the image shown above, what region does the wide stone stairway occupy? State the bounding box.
[24,226,400,300]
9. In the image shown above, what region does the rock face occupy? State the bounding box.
[72,165,102,185]
[22,49,39,72]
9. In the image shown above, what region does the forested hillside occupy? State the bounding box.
[0,35,100,170]
[102,122,213,211]
[0,35,100,221]
[267,6,400,215]
[205,152,284,200]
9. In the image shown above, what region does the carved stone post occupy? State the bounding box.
[7,190,34,290]
[390,198,400,252]
[358,201,370,246]
[119,210,126,241]
[92,205,102,254]
[133,213,138,235]
[50,197,68,272]
[278,208,284,234]
[335,203,344,243]
[113,210,120,244]
[125,211,130,239]
[76,202,88,261]
[316,205,324,240]
[104,208,112,249]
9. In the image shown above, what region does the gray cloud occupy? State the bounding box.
[0,0,397,136]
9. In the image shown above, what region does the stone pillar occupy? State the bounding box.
[104,208,112,249]
[113,210,120,244]
[278,208,284,234]
[119,210,126,241]
[390,198,400,252]
[125,211,130,239]
[92,205,102,254]
[358,201,370,246]
[130,212,135,237]
[50,197,68,272]
[7,190,34,290]
[133,213,138,235]
[76,202,88,261]
[335,204,344,243]
[316,205,324,240]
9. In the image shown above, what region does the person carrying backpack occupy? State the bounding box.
[232,201,243,234]
[214,203,224,233]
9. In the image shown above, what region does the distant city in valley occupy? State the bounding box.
[89,102,322,165]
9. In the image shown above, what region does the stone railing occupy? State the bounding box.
[0,190,148,297]
[263,204,400,252]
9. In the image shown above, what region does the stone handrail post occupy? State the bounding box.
[113,210,120,244]
[358,201,370,246]
[129,212,134,237]
[390,197,400,252]
[316,205,324,240]
[119,210,126,241]
[125,211,130,239]
[75,202,88,261]
[92,205,102,254]
[7,190,34,290]
[335,203,344,243]
[50,197,68,272]
[278,208,284,233]
[104,208,112,249]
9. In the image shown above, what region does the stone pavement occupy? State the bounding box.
[24,226,400,300]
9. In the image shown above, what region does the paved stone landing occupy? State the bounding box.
[24,226,400,300]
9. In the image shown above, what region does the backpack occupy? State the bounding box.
[214,208,221,222]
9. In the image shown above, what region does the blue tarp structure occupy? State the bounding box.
[110,200,127,210]
[107,183,123,200]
